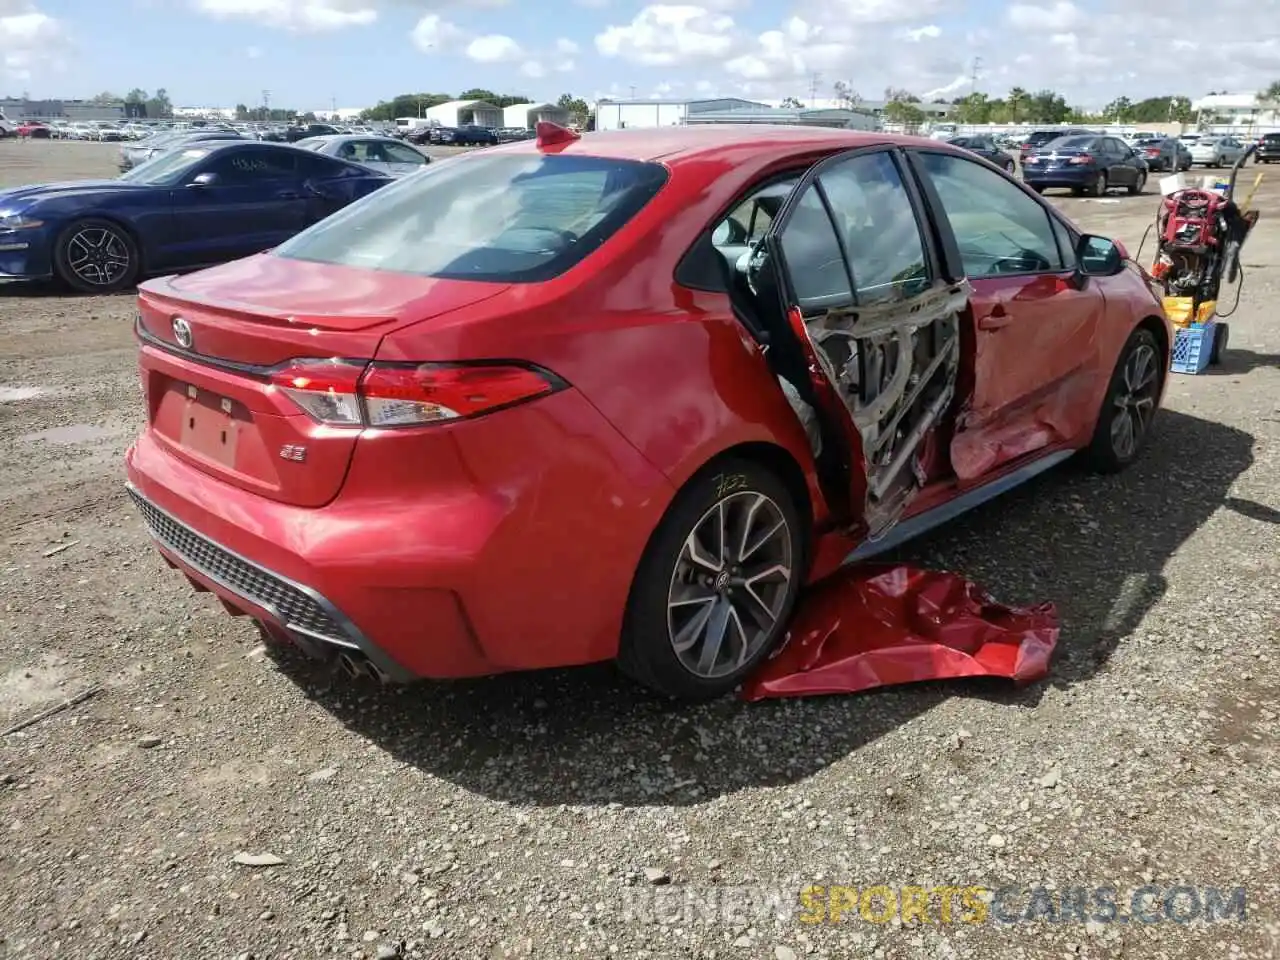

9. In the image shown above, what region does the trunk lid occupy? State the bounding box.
[136,253,511,507]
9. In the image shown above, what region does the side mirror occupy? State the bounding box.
[711,216,749,246]
[188,171,219,188]
[1076,234,1124,277]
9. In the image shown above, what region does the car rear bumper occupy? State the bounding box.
[124,386,676,682]
[1022,167,1098,187]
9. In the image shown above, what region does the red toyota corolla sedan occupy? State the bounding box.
[125,124,1171,700]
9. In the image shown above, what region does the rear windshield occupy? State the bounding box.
[1026,131,1068,145]
[1045,135,1095,150]
[274,153,669,283]
[1263,134,1280,142]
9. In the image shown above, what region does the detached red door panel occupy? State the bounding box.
[953,273,1104,479]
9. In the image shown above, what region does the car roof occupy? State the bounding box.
[300,134,398,144]
[485,125,918,167]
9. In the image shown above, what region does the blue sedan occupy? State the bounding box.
[0,141,392,293]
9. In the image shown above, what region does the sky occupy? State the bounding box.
[1,0,1278,112]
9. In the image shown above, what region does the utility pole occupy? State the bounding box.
[809,71,822,106]
[262,89,270,121]
[629,84,637,98]
[969,57,982,95]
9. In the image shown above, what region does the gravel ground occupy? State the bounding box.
[1,140,1278,960]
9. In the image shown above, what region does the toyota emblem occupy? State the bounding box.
[172,316,193,350]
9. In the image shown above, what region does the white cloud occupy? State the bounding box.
[466,33,522,62]
[410,12,463,50]
[193,0,376,30]
[0,3,63,81]
[1006,1,1083,31]
[595,5,736,66]
[905,24,940,41]
[409,16,576,78]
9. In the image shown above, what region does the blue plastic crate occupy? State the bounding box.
[1170,322,1215,374]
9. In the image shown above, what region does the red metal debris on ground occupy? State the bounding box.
[741,564,1059,702]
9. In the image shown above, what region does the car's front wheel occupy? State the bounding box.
[1128,171,1147,195]
[53,218,140,294]
[618,458,806,700]
[1083,327,1162,473]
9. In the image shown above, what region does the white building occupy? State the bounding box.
[173,106,236,119]
[594,97,879,131]
[425,99,503,129]
[503,101,570,129]
[1192,93,1280,131]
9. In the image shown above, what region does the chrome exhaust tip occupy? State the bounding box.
[336,652,366,679]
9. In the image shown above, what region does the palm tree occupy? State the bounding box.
[1008,87,1028,122]
[1262,80,1280,103]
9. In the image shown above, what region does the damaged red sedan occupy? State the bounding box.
[125,124,1171,700]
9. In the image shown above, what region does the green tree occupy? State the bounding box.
[883,86,918,104]
[235,103,249,120]
[780,96,804,108]
[556,93,590,125]
[124,88,148,105]
[91,91,120,105]
[145,88,172,118]
[361,92,452,121]
[1102,96,1132,122]
[1007,87,1028,122]
[1027,89,1069,123]
[1261,80,1280,102]
[833,80,860,109]
[883,100,925,124]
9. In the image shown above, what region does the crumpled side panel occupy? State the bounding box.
[741,564,1058,701]
[950,369,1098,481]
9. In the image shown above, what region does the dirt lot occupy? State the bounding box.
[1,139,1278,960]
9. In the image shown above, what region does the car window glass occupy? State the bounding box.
[204,149,296,183]
[918,151,1064,276]
[275,154,668,284]
[384,143,426,164]
[816,151,930,305]
[1050,216,1076,268]
[777,186,853,308]
[1110,138,1130,154]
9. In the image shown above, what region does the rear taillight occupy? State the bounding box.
[268,359,560,428]
[270,359,365,425]
[1067,154,1094,165]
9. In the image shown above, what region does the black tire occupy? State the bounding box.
[1030,185,1045,194]
[1210,323,1229,365]
[53,217,141,294]
[1092,172,1108,197]
[617,458,807,701]
[1083,327,1163,474]
[1128,171,1146,195]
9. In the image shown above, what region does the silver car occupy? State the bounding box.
[295,134,431,178]
[118,130,244,172]
[1189,136,1246,167]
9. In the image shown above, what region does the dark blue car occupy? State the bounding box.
[0,141,392,293]
[1021,134,1149,197]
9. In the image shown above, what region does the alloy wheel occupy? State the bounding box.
[666,491,792,679]
[1110,343,1159,461]
[66,226,132,288]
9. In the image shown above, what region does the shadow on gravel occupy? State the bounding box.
[1211,348,1280,374]
[274,409,1254,808]
[0,280,136,300]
